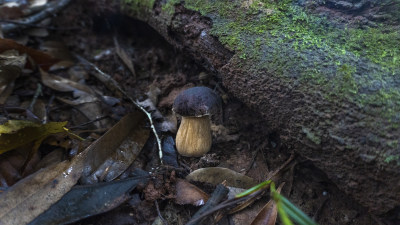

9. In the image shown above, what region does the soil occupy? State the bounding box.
[2,1,398,224]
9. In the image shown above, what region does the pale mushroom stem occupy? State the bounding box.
[175,116,212,157]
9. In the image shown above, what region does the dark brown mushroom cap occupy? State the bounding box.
[173,87,222,117]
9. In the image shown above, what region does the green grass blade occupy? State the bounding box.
[277,201,294,225]
[235,180,272,198]
[279,194,318,225]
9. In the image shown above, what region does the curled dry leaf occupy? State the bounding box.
[249,183,285,225]
[186,167,257,189]
[80,112,149,184]
[175,178,209,206]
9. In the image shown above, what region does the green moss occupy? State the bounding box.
[122,0,155,15]
[183,0,400,121]
[302,127,321,145]
[384,155,400,164]
[161,0,181,15]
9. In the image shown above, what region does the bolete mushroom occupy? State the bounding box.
[173,86,222,157]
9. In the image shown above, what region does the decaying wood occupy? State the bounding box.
[121,0,400,214]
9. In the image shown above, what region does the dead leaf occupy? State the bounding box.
[0,151,85,224]
[0,120,68,154]
[175,178,209,206]
[0,113,148,224]
[30,169,149,225]
[0,50,26,104]
[40,68,94,94]
[80,112,149,184]
[249,183,285,225]
[114,36,136,78]
[186,167,257,189]
[0,38,59,70]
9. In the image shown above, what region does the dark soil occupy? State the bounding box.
[3,1,397,224]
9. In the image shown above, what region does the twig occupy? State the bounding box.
[155,200,168,225]
[43,94,55,124]
[1,0,72,33]
[245,142,267,175]
[68,115,109,129]
[74,54,163,164]
[286,162,297,197]
[0,19,79,31]
[267,151,296,180]
[28,83,42,113]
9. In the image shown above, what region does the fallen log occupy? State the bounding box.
[121,0,400,215]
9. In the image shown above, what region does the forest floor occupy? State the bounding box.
[0,1,391,225]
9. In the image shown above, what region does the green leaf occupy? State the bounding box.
[0,120,68,154]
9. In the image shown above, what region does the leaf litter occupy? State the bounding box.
[0,1,380,225]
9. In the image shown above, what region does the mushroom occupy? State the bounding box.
[173,86,222,157]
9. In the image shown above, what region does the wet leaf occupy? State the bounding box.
[175,178,209,206]
[250,183,284,225]
[0,120,68,154]
[80,112,149,184]
[186,167,257,189]
[0,38,59,70]
[0,151,85,224]
[29,169,149,225]
[161,135,179,167]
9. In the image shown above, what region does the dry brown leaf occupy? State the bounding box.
[249,183,285,225]
[175,178,209,206]
[114,37,136,78]
[40,68,94,94]
[186,167,257,189]
[0,151,85,224]
[0,38,59,70]
[80,112,149,184]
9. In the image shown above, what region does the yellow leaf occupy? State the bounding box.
[0,120,68,154]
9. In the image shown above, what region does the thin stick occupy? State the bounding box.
[68,115,109,129]
[1,0,72,33]
[28,83,42,112]
[0,19,79,31]
[267,151,296,180]
[74,54,163,163]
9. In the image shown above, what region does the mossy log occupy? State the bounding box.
[121,0,400,214]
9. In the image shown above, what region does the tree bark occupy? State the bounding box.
[121,0,400,215]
